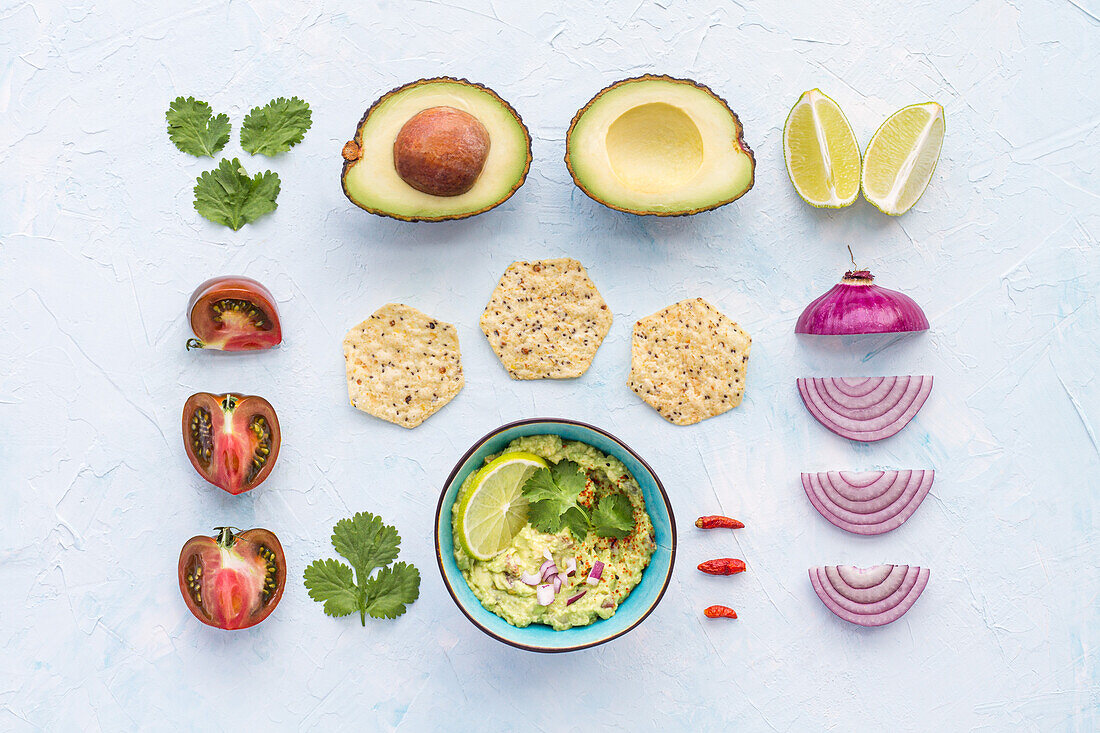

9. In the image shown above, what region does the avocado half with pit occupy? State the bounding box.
[341,78,532,222]
[565,75,755,216]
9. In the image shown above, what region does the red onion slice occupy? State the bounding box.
[836,564,893,588]
[796,269,929,336]
[551,574,562,593]
[539,560,557,580]
[809,564,929,626]
[536,583,555,606]
[564,558,577,577]
[797,375,932,442]
[586,561,605,586]
[823,565,909,604]
[519,571,542,586]
[566,590,586,606]
[802,470,934,535]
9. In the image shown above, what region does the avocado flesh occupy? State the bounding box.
[566,76,755,216]
[342,78,531,221]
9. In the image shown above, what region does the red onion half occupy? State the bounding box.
[809,564,929,626]
[796,269,929,335]
[802,470,934,535]
[797,375,932,442]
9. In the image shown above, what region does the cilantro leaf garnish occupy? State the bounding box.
[521,460,636,540]
[332,511,400,580]
[523,460,587,533]
[193,158,280,230]
[166,96,230,157]
[362,562,421,619]
[303,558,362,617]
[303,511,421,625]
[591,494,635,539]
[240,96,312,156]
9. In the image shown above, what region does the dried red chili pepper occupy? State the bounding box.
[704,605,738,619]
[698,558,747,575]
[695,515,745,530]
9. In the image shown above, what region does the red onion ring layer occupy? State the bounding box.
[797,376,933,442]
[802,470,934,535]
[809,564,929,627]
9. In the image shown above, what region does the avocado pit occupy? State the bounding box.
[393,106,491,197]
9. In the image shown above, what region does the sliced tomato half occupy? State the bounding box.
[182,392,280,495]
[187,276,282,351]
[178,527,286,630]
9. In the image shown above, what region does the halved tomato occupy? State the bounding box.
[182,392,281,494]
[179,527,286,630]
[187,276,282,351]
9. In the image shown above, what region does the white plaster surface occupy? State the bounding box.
[2,0,1098,730]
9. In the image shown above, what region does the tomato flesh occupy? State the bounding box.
[183,393,280,495]
[179,527,285,630]
[187,276,282,351]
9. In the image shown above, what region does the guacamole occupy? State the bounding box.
[452,434,657,630]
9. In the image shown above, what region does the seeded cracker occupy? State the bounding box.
[343,303,463,428]
[628,298,751,426]
[480,258,612,379]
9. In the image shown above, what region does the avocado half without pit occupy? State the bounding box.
[566,75,755,216]
[341,77,532,222]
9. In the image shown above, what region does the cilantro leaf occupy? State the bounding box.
[166,96,230,157]
[240,96,312,156]
[304,511,421,627]
[331,511,400,582]
[591,494,636,539]
[521,460,635,541]
[523,462,586,518]
[523,468,570,533]
[303,558,362,618]
[522,461,594,539]
[526,498,565,534]
[193,158,280,230]
[552,460,588,496]
[562,506,591,541]
[362,562,421,620]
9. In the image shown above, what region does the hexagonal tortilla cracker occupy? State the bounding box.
[343,303,463,428]
[628,298,751,426]
[480,258,613,380]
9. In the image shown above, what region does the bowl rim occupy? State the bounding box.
[434,417,677,653]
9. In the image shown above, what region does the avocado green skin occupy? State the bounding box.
[341,77,533,222]
[564,74,756,217]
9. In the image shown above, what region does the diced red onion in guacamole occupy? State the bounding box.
[564,558,577,577]
[551,574,562,593]
[536,583,554,606]
[539,560,557,580]
[566,590,586,606]
[519,571,542,586]
[586,561,605,585]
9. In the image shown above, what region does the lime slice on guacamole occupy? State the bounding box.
[457,452,547,561]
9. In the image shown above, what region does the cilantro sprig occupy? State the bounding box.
[241,97,312,156]
[522,460,636,540]
[166,96,231,157]
[303,511,421,626]
[166,94,312,229]
[193,158,280,230]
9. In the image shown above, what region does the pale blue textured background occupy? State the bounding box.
[2,0,1097,730]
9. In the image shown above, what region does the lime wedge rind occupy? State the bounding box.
[861,102,945,216]
[783,89,861,209]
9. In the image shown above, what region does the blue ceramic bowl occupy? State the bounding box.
[435,418,676,652]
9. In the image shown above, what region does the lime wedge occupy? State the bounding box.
[783,89,861,208]
[457,452,547,561]
[861,102,945,215]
